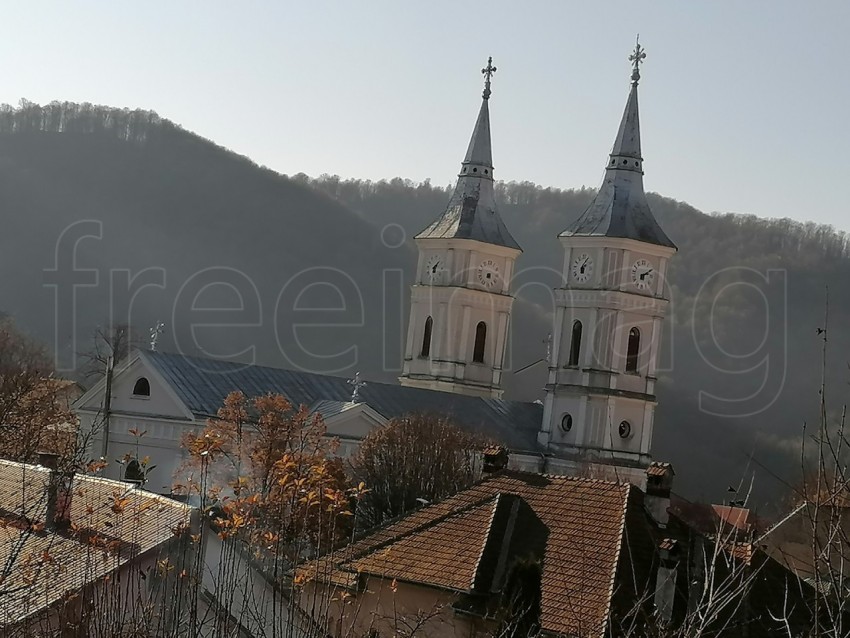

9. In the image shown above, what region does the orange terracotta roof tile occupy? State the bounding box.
[646,461,673,477]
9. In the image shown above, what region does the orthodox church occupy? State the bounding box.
[75,43,676,494]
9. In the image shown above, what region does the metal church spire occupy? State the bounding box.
[416,57,520,250]
[460,57,496,176]
[610,36,645,171]
[562,39,675,249]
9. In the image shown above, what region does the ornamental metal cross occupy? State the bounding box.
[481,56,497,99]
[348,371,366,403]
[149,321,165,352]
[629,36,646,83]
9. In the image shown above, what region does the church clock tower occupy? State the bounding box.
[541,41,677,468]
[400,58,521,399]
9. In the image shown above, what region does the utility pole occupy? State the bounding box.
[99,348,115,462]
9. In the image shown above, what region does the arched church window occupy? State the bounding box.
[132,377,151,397]
[568,321,582,367]
[472,322,487,364]
[421,316,433,358]
[626,328,640,373]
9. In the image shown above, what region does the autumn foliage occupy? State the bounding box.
[181,391,360,564]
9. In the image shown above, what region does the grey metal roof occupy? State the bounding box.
[416,96,521,251]
[561,80,676,250]
[142,351,543,452]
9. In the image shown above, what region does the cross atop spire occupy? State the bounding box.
[629,35,646,85]
[481,56,496,99]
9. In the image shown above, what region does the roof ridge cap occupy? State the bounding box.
[537,472,627,487]
[599,483,632,637]
[468,492,505,590]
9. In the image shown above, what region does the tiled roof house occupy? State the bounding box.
[298,469,816,638]
[298,471,659,637]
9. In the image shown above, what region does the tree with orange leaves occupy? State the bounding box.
[181,391,359,570]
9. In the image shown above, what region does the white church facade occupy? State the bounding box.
[75,44,673,494]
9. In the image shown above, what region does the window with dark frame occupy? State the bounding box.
[568,320,582,367]
[421,316,433,358]
[626,328,640,373]
[473,322,487,363]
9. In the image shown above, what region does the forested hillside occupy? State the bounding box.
[0,100,413,382]
[0,100,847,508]
[304,176,850,508]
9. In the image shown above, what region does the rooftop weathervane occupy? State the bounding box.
[481,56,496,99]
[629,35,646,84]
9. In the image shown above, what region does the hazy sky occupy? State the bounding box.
[3,2,848,229]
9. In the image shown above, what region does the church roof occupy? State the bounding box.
[141,351,543,452]
[561,43,676,250]
[416,59,521,251]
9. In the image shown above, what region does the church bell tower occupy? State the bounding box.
[541,41,677,467]
[400,58,521,399]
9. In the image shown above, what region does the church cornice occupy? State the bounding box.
[554,288,669,312]
[544,441,653,467]
[414,236,522,259]
[558,235,677,259]
[410,284,516,308]
[543,382,658,404]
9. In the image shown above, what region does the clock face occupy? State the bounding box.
[570,253,594,284]
[477,259,500,289]
[630,258,655,291]
[425,255,443,282]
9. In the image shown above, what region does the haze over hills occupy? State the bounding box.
[1,100,848,509]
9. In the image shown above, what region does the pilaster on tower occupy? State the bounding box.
[400,57,521,399]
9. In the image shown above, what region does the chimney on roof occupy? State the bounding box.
[38,451,73,532]
[654,538,680,625]
[482,445,509,473]
[645,462,674,527]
